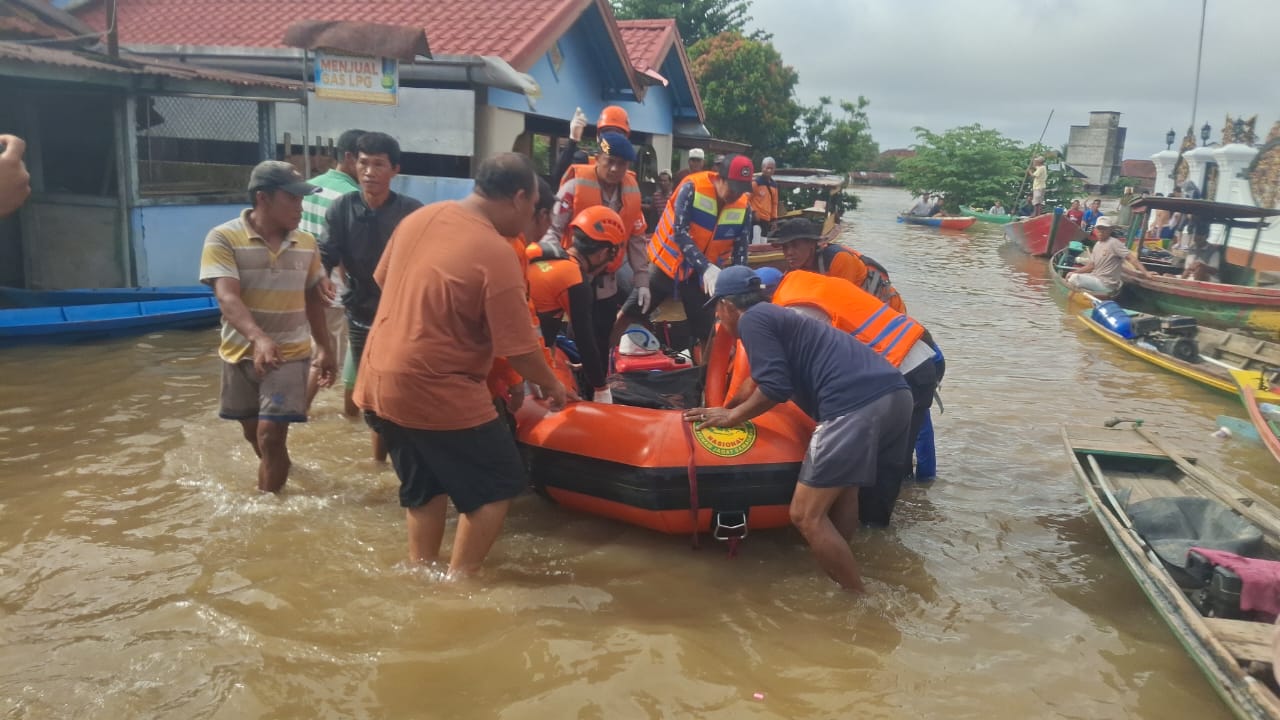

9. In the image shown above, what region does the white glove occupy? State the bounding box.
[701,265,722,297]
[592,387,613,404]
[636,286,652,314]
[570,107,587,142]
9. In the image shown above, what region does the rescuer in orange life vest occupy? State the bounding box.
[553,105,632,185]
[769,217,908,313]
[616,154,756,351]
[526,206,629,404]
[764,269,944,527]
[538,131,648,366]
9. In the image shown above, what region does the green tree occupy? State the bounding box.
[782,96,878,173]
[611,0,756,45]
[688,32,800,152]
[897,125,1079,212]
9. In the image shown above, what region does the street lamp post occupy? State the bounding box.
[1200,123,1211,146]
[1166,129,1176,150]
[1233,118,1246,144]
[1198,123,1211,199]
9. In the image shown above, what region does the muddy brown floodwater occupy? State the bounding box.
[1,186,1275,719]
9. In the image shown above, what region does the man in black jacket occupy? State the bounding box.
[319,132,423,460]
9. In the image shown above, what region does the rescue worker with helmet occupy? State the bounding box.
[618,154,756,352]
[761,269,944,527]
[539,131,649,367]
[770,217,908,313]
[554,105,632,185]
[527,206,629,404]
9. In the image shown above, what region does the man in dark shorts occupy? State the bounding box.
[683,266,911,593]
[354,153,571,578]
[319,131,422,461]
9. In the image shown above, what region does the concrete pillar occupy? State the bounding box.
[1150,149,1180,196]
[1210,143,1259,206]
[1182,146,1215,198]
[474,105,526,163]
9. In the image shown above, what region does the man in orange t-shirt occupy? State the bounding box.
[355,153,571,578]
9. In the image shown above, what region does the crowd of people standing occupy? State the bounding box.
[195,107,939,592]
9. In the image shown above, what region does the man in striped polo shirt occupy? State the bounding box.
[300,128,363,413]
[200,160,336,493]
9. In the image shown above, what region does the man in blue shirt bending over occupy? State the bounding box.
[684,266,912,593]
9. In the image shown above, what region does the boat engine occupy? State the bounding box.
[1133,315,1200,362]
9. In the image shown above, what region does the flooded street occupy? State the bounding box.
[2,185,1277,719]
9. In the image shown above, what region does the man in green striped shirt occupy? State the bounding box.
[301,129,364,413]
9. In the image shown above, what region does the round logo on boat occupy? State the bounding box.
[694,422,757,458]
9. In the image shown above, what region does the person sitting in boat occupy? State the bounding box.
[905,194,933,217]
[617,154,756,354]
[527,206,629,403]
[770,218,907,312]
[1066,200,1084,227]
[683,266,912,593]
[1066,217,1152,294]
[1082,198,1104,231]
[927,195,945,217]
[1018,195,1035,217]
[1181,224,1223,282]
[987,200,1006,216]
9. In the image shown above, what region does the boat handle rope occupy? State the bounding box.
[678,418,701,550]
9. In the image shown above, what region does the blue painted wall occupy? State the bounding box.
[488,20,674,136]
[133,176,476,286]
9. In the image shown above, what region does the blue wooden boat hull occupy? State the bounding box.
[0,285,212,308]
[0,296,221,342]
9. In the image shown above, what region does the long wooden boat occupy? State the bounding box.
[1004,211,1087,256]
[897,214,976,230]
[1122,198,1280,337]
[1065,422,1280,720]
[1230,370,1280,466]
[1076,305,1280,400]
[0,285,211,308]
[1048,247,1119,309]
[959,206,1014,224]
[750,169,847,270]
[0,296,221,342]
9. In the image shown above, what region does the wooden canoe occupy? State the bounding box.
[1077,306,1280,400]
[959,206,1014,224]
[1230,370,1280,466]
[1004,212,1087,257]
[1064,422,1280,720]
[0,296,221,342]
[897,214,976,230]
[1119,271,1280,338]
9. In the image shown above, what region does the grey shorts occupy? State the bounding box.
[1032,188,1045,205]
[219,358,309,423]
[798,389,913,489]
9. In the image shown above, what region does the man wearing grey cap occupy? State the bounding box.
[199,160,336,493]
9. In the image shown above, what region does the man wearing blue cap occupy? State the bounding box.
[683,266,912,593]
[539,131,649,391]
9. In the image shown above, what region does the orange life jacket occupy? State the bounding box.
[749,178,778,221]
[818,245,906,313]
[647,171,751,281]
[525,244,583,316]
[559,164,646,274]
[771,270,924,367]
[488,233,544,399]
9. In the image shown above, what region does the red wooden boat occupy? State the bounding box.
[1004,212,1086,257]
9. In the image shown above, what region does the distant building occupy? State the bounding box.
[1067,111,1127,189]
[1120,159,1157,192]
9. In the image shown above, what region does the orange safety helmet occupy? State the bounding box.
[597,105,631,136]
[569,206,628,249]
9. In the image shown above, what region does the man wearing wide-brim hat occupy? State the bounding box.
[1066,216,1152,295]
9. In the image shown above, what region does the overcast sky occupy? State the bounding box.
[749,0,1280,160]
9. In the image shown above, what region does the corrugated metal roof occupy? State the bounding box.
[0,40,302,91]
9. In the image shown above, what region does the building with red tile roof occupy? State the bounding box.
[0,0,307,290]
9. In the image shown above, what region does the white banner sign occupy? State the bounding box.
[314,51,398,106]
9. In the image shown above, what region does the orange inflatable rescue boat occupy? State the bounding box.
[514,327,814,538]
